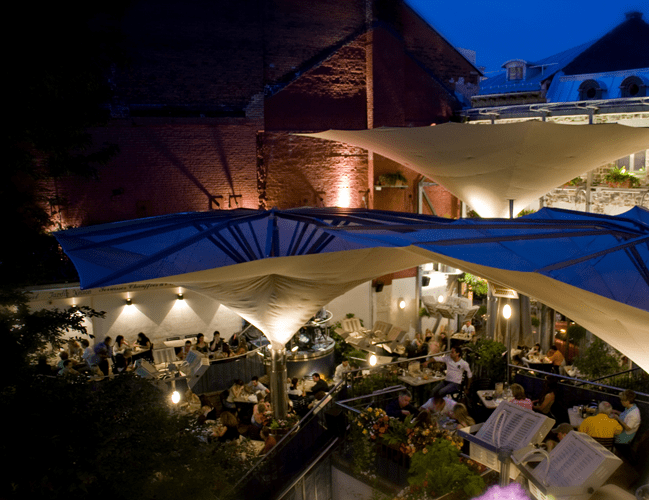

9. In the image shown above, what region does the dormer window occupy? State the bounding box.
[578,79,606,100]
[620,76,647,97]
[502,60,527,81]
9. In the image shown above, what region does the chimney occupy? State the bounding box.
[625,11,642,20]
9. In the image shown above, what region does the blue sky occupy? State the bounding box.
[405,0,649,74]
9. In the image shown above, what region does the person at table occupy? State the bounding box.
[193,333,209,355]
[249,376,270,399]
[544,344,564,372]
[509,383,533,410]
[420,395,456,419]
[178,340,192,360]
[66,339,83,361]
[451,403,475,429]
[309,373,329,395]
[545,422,573,451]
[461,320,475,340]
[58,359,81,378]
[234,337,249,356]
[612,390,641,451]
[260,426,277,454]
[134,332,153,361]
[333,359,352,385]
[427,347,472,398]
[215,411,240,443]
[209,330,224,354]
[533,376,558,417]
[287,377,305,398]
[80,339,94,367]
[578,401,622,439]
[386,390,417,420]
[95,336,114,360]
[113,335,129,356]
[528,343,542,358]
[228,379,247,403]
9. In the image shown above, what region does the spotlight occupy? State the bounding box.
[503,304,512,319]
[368,353,377,366]
[177,293,184,300]
[125,298,133,306]
[437,295,445,303]
[171,391,180,404]
[398,298,406,310]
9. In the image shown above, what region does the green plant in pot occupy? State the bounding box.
[603,166,640,188]
[377,172,407,186]
[467,338,506,381]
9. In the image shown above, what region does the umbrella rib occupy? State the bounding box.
[193,224,247,263]
[227,225,259,261]
[625,246,649,286]
[537,235,649,273]
[287,222,310,256]
[413,229,615,246]
[247,221,264,259]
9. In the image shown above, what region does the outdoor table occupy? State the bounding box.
[567,407,584,428]
[398,373,444,405]
[477,389,512,410]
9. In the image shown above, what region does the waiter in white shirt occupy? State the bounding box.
[429,346,472,398]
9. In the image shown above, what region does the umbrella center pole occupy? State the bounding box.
[269,346,288,420]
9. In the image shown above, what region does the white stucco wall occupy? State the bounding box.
[28,284,243,346]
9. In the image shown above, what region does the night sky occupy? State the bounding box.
[406,0,649,74]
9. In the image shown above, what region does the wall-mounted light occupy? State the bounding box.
[398,298,406,310]
[291,345,299,352]
[368,353,378,366]
[437,295,445,303]
[177,293,184,300]
[125,298,133,306]
[171,391,180,404]
[502,304,512,319]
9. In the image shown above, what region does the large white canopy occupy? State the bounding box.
[301,121,649,217]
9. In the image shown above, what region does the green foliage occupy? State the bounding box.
[377,172,407,186]
[408,439,485,498]
[573,337,621,380]
[1,374,245,499]
[517,208,536,217]
[603,166,641,187]
[566,323,587,343]
[531,316,540,327]
[418,306,431,318]
[457,273,488,297]
[351,372,399,397]
[1,289,105,384]
[566,177,584,186]
[345,312,364,327]
[468,338,507,381]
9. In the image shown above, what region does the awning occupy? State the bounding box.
[300,121,649,218]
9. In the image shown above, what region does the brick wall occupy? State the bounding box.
[49,0,473,228]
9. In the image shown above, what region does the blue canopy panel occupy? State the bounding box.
[54,207,453,290]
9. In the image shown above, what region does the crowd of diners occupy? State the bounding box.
[37,333,155,379]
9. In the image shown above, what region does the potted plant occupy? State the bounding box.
[377,172,408,187]
[603,166,640,188]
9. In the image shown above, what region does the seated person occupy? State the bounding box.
[209,331,224,354]
[248,376,270,399]
[134,332,153,362]
[260,426,277,454]
[67,339,83,361]
[177,340,192,360]
[215,411,240,443]
[234,337,249,356]
[114,353,133,373]
[420,395,456,418]
[57,350,70,370]
[544,344,565,371]
[509,383,533,410]
[58,359,81,378]
[287,377,305,398]
[451,403,475,429]
[220,390,238,413]
[578,401,623,439]
[544,422,573,451]
[80,339,94,367]
[309,373,329,395]
[427,347,472,398]
[228,379,248,402]
[308,391,328,411]
[612,389,641,447]
[249,402,271,439]
[533,376,558,416]
[193,333,210,355]
[386,390,416,420]
[461,320,475,340]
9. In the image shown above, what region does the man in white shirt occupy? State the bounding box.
[420,395,456,418]
[429,347,472,398]
[461,320,475,340]
[333,359,352,384]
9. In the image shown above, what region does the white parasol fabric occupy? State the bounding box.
[300,121,649,217]
[55,207,649,370]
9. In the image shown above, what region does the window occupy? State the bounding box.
[578,80,606,100]
[620,76,647,98]
[508,66,523,81]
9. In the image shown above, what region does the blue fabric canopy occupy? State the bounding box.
[55,206,649,368]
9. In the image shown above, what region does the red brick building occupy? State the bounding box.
[48,0,479,228]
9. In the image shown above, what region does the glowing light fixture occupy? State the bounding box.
[125,298,133,306]
[503,304,512,319]
[291,345,299,352]
[437,295,445,303]
[171,391,180,404]
[368,353,377,366]
[177,293,184,300]
[398,298,406,310]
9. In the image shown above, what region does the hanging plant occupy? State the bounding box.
[377,172,407,186]
[457,273,488,297]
